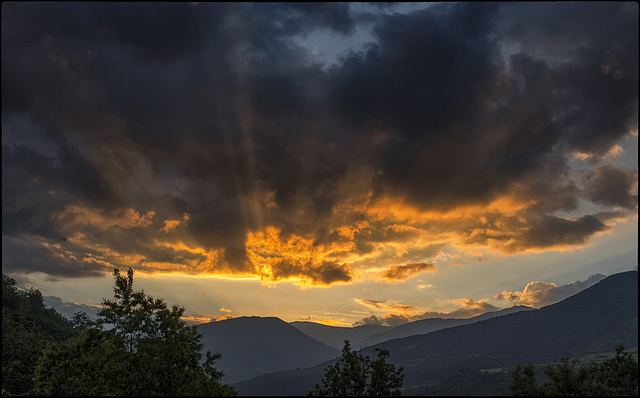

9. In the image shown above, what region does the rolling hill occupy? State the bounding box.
[234,270,638,395]
[360,305,534,347]
[289,322,390,349]
[198,316,339,383]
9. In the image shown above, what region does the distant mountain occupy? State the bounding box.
[361,305,534,346]
[290,306,533,350]
[234,271,638,396]
[290,322,390,349]
[198,316,339,383]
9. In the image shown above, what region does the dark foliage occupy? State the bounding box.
[510,346,639,396]
[414,368,511,396]
[34,267,236,396]
[3,269,236,396]
[2,273,77,395]
[309,340,403,396]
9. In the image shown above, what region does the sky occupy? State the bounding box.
[2,2,638,327]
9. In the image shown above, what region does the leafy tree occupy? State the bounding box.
[368,347,404,396]
[2,273,76,395]
[581,345,639,396]
[310,340,403,396]
[34,267,236,396]
[510,364,540,396]
[70,310,96,330]
[510,346,638,396]
[541,354,584,396]
[33,327,127,395]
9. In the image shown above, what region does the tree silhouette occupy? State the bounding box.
[310,340,403,396]
[34,267,236,396]
[510,346,638,396]
[2,273,76,395]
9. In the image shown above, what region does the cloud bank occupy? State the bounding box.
[2,3,637,285]
[494,273,607,308]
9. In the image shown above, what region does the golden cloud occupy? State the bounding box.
[450,297,495,310]
[493,274,605,308]
[354,298,419,315]
[494,281,556,307]
[181,313,234,324]
[55,204,155,230]
[160,219,181,233]
[41,183,627,286]
[380,262,436,281]
[355,296,502,326]
[245,226,353,286]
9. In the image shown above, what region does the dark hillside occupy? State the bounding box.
[362,305,534,347]
[234,271,638,395]
[371,270,638,393]
[198,316,339,383]
[290,321,390,349]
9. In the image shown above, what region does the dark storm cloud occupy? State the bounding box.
[327,2,637,210]
[508,214,609,252]
[2,3,637,281]
[2,235,106,279]
[270,259,352,285]
[583,165,638,210]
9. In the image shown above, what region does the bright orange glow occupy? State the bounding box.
[133,268,261,281]
[314,318,353,327]
[180,314,234,324]
[160,219,181,233]
[245,226,356,286]
[42,184,630,287]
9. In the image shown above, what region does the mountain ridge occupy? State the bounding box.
[290,321,390,349]
[233,270,638,395]
[198,316,339,383]
[361,305,534,346]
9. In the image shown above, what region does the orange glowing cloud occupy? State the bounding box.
[355,296,502,326]
[315,318,353,327]
[354,298,419,315]
[40,176,626,286]
[245,226,353,286]
[380,262,436,281]
[161,220,180,233]
[181,313,234,324]
[494,281,556,307]
[494,274,605,308]
[450,298,495,310]
[55,204,155,230]
[160,213,190,233]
